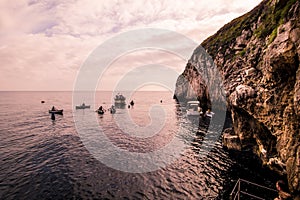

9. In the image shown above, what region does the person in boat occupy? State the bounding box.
[51,106,56,111]
[198,106,202,112]
[98,106,104,111]
[205,108,214,116]
[274,180,292,200]
[109,105,116,113]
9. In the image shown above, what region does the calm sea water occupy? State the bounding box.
[0,91,278,199]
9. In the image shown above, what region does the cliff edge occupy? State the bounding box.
[174,0,299,195]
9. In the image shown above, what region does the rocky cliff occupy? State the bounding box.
[174,0,299,195]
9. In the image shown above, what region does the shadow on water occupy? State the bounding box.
[215,149,281,200]
[182,111,281,200]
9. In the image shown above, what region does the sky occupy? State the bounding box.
[0,0,262,91]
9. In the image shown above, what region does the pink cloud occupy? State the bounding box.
[0,0,262,91]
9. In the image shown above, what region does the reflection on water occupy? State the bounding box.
[0,91,278,199]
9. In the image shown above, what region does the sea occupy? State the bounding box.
[0,91,279,199]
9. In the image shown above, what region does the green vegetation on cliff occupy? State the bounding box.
[255,0,298,42]
[201,0,297,57]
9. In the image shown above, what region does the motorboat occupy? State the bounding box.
[76,103,90,109]
[114,94,126,106]
[186,101,202,116]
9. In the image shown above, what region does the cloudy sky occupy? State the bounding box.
[0,0,262,91]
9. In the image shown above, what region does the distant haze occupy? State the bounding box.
[0,0,262,91]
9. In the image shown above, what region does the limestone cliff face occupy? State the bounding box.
[174,0,300,194]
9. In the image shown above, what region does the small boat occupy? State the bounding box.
[76,103,90,109]
[97,109,105,115]
[49,109,63,115]
[110,109,116,114]
[186,101,202,116]
[96,106,105,115]
[109,106,116,114]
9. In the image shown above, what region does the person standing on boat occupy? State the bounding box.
[51,106,56,111]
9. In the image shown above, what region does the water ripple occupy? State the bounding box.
[0,92,279,199]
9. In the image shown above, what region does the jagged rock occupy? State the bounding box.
[229,85,256,107]
[174,0,300,195]
[234,29,252,51]
[245,68,257,77]
[267,157,287,175]
[222,128,242,150]
[222,134,242,151]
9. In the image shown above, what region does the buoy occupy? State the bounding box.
[41,100,45,103]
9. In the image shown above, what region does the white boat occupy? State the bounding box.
[114,94,126,105]
[186,101,202,116]
[76,103,90,109]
